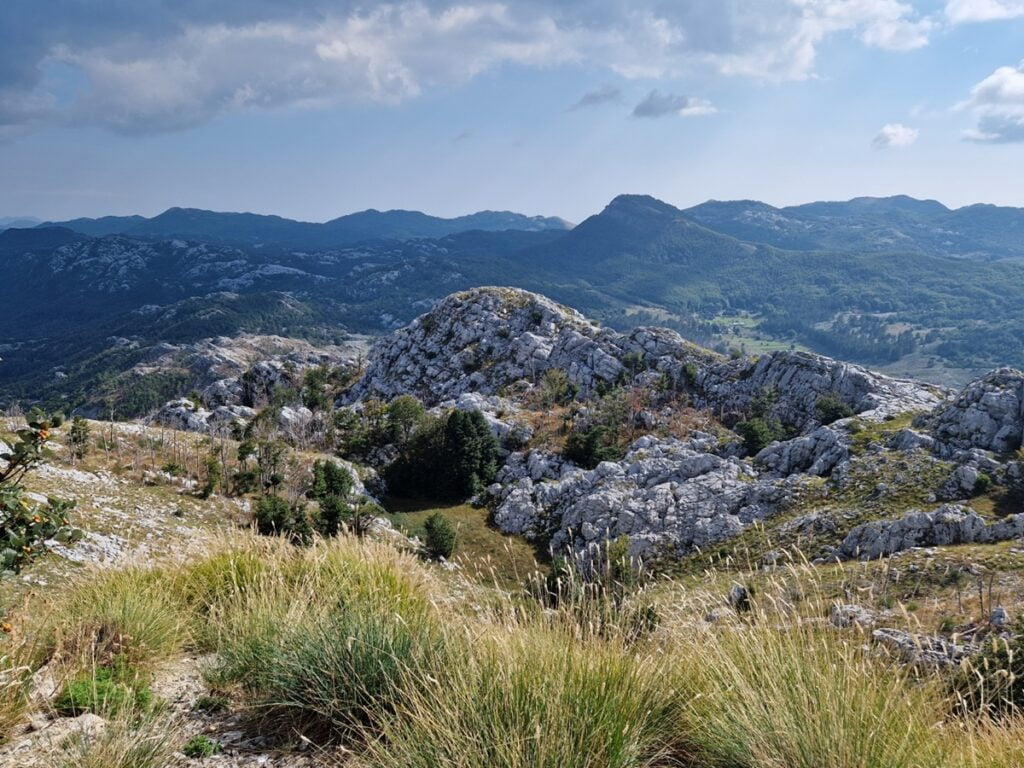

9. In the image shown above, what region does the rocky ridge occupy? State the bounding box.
[152,286,1024,563]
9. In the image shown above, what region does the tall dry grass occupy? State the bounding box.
[13,533,1024,767]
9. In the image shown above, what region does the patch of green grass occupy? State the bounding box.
[362,628,681,768]
[53,657,154,717]
[384,498,547,588]
[849,412,918,454]
[182,734,222,758]
[192,694,229,714]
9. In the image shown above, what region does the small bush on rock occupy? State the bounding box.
[255,494,313,544]
[182,734,222,758]
[735,417,786,456]
[563,425,620,469]
[815,393,854,424]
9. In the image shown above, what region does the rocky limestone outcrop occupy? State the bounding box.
[918,368,1024,455]
[489,433,805,559]
[836,504,1024,560]
[153,398,255,434]
[348,287,717,406]
[349,288,944,437]
[754,425,849,476]
[153,397,316,437]
[870,628,978,667]
[695,350,944,431]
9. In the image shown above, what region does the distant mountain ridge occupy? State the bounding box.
[34,206,573,247]
[20,192,1024,259]
[683,194,1024,260]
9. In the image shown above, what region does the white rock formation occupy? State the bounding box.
[490,434,805,559]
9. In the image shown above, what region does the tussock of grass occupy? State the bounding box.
[361,628,683,768]
[41,566,186,671]
[950,717,1024,768]
[199,535,445,741]
[0,648,31,743]
[673,612,945,768]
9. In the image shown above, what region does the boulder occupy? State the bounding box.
[922,368,1024,455]
[871,627,977,667]
[755,425,849,476]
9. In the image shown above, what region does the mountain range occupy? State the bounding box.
[20,207,573,246]
[10,192,1024,259]
[3,193,1024,415]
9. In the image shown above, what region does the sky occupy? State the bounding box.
[1,0,1023,223]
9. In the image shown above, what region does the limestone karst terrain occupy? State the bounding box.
[3,286,1024,766]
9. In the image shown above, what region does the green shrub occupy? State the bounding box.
[0,410,81,575]
[310,459,354,503]
[387,395,427,444]
[192,694,229,713]
[54,657,154,717]
[815,392,855,424]
[563,425,620,469]
[254,494,313,544]
[423,513,457,560]
[735,417,786,456]
[974,473,994,496]
[182,734,222,758]
[69,416,91,461]
[539,368,580,407]
[308,460,356,537]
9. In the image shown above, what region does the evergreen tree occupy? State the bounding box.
[68,416,90,463]
[423,512,457,559]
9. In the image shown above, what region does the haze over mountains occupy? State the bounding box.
[3,192,1024,415]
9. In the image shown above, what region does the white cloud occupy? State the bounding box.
[872,122,919,148]
[945,0,1024,23]
[0,0,937,134]
[958,60,1024,143]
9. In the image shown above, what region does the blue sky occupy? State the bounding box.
[2,1,1023,222]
